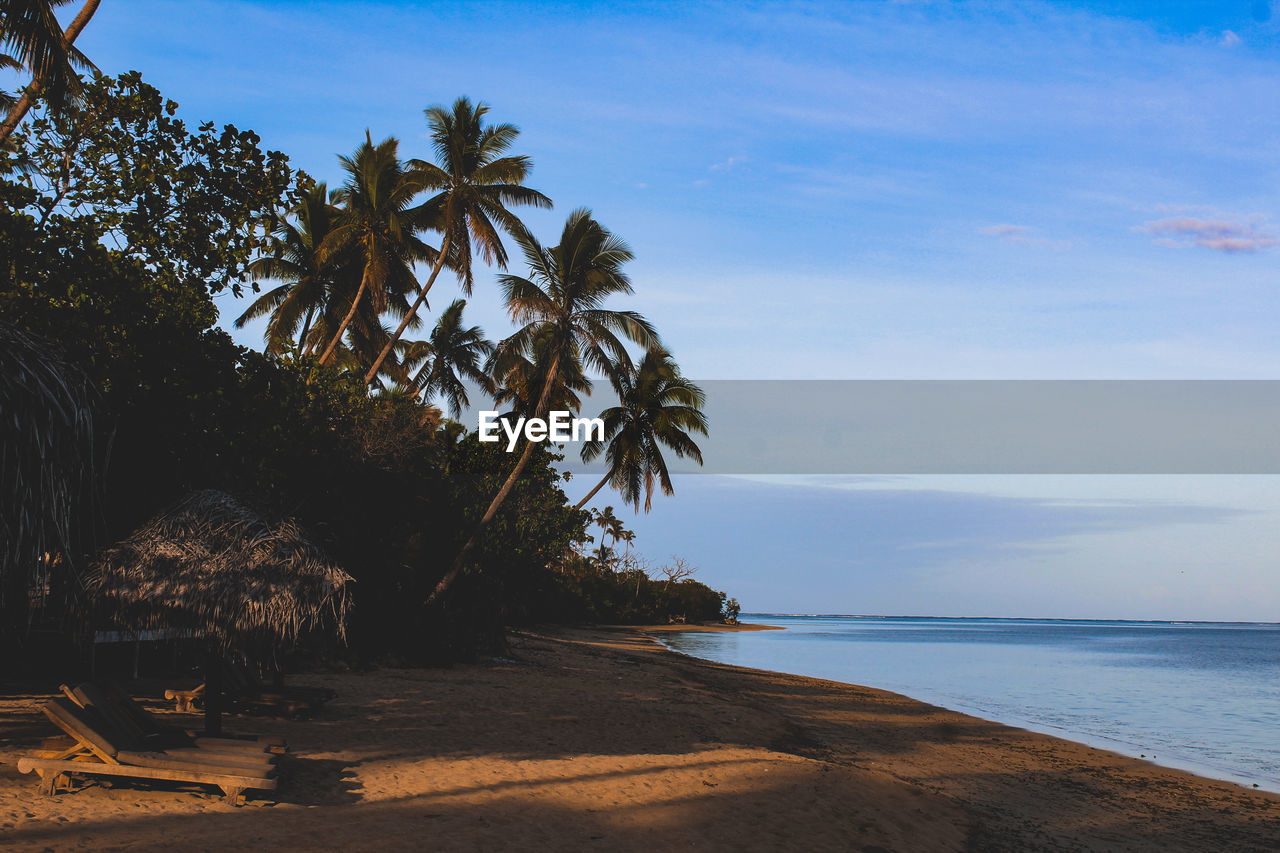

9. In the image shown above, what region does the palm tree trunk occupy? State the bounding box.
[363,232,451,384]
[0,0,101,145]
[428,351,561,604]
[317,272,368,367]
[573,472,612,511]
[293,305,316,358]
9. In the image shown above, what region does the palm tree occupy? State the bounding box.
[398,298,494,418]
[362,97,551,384]
[616,528,636,568]
[316,132,437,368]
[590,542,613,572]
[489,325,590,417]
[0,321,96,639]
[0,48,20,113]
[593,505,625,553]
[576,347,707,511]
[428,209,657,603]
[235,183,343,356]
[0,0,99,144]
[345,313,409,384]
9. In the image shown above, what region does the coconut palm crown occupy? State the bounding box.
[362,96,551,383]
[315,132,440,367]
[235,182,343,356]
[577,347,707,512]
[0,0,99,141]
[398,298,494,418]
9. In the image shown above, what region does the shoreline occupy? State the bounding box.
[645,623,1280,796]
[2,627,1278,851]
[622,621,784,633]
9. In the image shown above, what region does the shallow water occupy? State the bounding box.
[659,615,1280,792]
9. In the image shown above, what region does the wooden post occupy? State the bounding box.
[203,647,223,736]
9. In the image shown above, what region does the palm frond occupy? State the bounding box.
[0,321,97,623]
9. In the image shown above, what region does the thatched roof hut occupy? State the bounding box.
[88,490,352,651]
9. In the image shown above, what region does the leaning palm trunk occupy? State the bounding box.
[316,272,367,366]
[572,472,612,511]
[427,351,561,604]
[0,0,101,144]
[363,232,451,384]
[292,305,316,358]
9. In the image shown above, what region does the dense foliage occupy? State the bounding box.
[0,73,729,666]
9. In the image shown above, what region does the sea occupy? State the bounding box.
[658,615,1280,793]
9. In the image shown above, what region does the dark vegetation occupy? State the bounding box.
[0,64,730,673]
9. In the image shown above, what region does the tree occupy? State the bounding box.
[589,542,613,571]
[362,97,551,383]
[398,298,493,418]
[616,528,636,569]
[593,505,626,554]
[0,74,304,560]
[723,597,741,624]
[316,132,435,367]
[428,209,657,603]
[0,0,99,143]
[235,183,344,356]
[0,320,96,646]
[658,556,698,589]
[576,347,707,511]
[489,325,590,416]
[5,72,303,296]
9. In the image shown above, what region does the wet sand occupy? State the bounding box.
[1,627,1277,851]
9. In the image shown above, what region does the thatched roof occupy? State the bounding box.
[88,490,352,649]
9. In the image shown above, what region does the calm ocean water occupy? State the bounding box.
[658,615,1280,792]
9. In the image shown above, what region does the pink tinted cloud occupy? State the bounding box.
[979,224,1070,250]
[1140,217,1278,253]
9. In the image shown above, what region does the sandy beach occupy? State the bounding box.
[2,626,1278,852]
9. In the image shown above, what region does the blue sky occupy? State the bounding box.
[63,1,1280,619]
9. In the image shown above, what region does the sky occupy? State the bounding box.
[60,1,1280,619]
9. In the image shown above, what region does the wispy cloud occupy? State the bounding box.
[709,155,744,171]
[980,224,1031,239]
[1139,216,1278,253]
[1221,30,1241,48]
[1149,203,1213,214]
[979,224,1071,250]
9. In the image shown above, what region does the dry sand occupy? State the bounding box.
[2,626,1278,852]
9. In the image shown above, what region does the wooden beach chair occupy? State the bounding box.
[17,696,277,804]
[93,680,286,753]
[64,682,285,755]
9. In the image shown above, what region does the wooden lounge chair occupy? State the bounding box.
[64,682,285,755]
[91,680,286,754]
[17,696,278,804]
